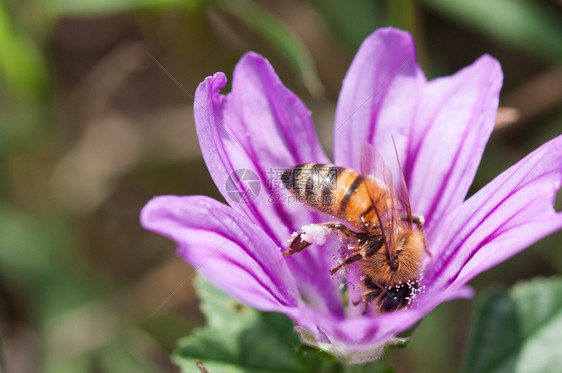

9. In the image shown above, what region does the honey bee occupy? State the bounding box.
[281,143,428,313]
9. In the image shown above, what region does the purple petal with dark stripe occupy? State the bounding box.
[194,54,343,316]
[294,285,474,363]
[426,135,562,288]
[334,27,424,171]
[406,55,502,235]
[332,28,502,238]
[141,195,300,311]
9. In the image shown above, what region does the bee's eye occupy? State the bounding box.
[400,237,407,246]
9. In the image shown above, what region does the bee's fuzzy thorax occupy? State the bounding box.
[358,228,425,287]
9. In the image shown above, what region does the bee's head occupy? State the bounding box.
[392,229,425,275]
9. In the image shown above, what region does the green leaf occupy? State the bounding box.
[461,277,562,373]
[0,1,49,100]
[46,0,197,17]
[0,204,102,321]
[313,0,384,51]
[173,277,327,372]
[422,0,562,63]
[173,277,394,373]
[216,0,324,98]
[343,361,395,373]
[386,0,416,37]
[96,339,157,373]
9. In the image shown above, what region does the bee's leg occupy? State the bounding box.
[355,277,383,314]
[283,222,364,257]
[362,236,383,257]
[362,278,384,314]
[328,236,383,274]
[360,293,379,315]
[283,232,311,257]
[364,275,382,292]
[329,252,363,275]
[317,222,364,240]
[351,298,369,315]
[351,298,368,314]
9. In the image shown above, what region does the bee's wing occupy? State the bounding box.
[391,137,413,229]
[360,142,397,264]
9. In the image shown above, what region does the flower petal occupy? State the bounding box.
[333,27,424,171]
[333,28,503,236]
[294,285,474,364]
[406,55,503,234]
[141,195,299,312]
[426,135,562,288]
[194,52,329,244]
[194,54,344,316]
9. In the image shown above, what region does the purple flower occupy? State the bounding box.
[141,28,562,363]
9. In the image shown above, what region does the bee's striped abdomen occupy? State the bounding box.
[282,164,381,228]
[282,164,341,212]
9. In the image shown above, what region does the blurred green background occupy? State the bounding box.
[0,0,561,372]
